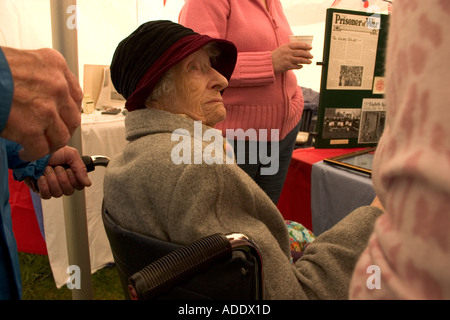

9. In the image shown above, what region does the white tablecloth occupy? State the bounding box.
[41,106,128,288]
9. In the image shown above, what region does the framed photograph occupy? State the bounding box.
[323,147,376,175]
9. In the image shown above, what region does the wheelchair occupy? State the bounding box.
[84,155,265,300]
[102,208,264,300]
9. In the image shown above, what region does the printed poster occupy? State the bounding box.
[326,12,381,90]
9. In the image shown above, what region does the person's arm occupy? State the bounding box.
[165,160,383,300]
[0,46,83,161]
[32,146,92,199]
[180,0,312,88]
[294,205,384,299]
[9,144,91,199]
[0,47,13,131]
[350,0,450,299]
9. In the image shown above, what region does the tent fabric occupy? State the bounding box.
[1,0,392,288]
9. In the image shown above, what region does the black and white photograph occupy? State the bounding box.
[321,108,361,139]
[338,65,364,87]
[358,110,386,144]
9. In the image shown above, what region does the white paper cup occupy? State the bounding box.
[289,35,314,46]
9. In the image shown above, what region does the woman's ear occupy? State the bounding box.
[145,98,161,110]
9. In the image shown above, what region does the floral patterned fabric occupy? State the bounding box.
[286,220,315,263]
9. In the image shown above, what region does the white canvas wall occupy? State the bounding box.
[0,0,186,90]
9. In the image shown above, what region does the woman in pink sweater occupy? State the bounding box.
[349,0,450,299]
[179,0,313,204]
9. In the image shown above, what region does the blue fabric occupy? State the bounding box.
[0,139,49,300]
[310,161,375,236]
[0,48,50,299]
[0,48,13,132]
[0,47,18,300]
[0,140,23,299]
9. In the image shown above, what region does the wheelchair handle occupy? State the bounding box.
[44,154,110,172]
[226,233,264,299]
[128,233,233,300]
[30,155,110,192]
[80,155,110,171]
[127,233,264,300]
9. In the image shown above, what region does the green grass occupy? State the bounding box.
[18,252,125,300]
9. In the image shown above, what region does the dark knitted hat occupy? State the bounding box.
[110,20,237,112]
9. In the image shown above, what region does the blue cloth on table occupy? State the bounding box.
[311,160,375,236]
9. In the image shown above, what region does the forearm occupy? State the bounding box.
[229,52,275,87]
[294,205,384,299]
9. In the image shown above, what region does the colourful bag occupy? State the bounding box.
[286,220,315,263]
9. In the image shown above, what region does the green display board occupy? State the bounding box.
[314,8,390,148]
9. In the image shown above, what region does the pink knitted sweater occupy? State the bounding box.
[179,0,303,140]
[350,0,450,299]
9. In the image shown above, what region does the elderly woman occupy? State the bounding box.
[104,20,383,300]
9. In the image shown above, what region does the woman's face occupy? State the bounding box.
[161,47,229,127]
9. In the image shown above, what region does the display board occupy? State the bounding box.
[314,8,389,148]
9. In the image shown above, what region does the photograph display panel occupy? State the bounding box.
[315,8,389,148]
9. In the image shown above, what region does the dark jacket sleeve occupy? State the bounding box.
[0,47,14,133]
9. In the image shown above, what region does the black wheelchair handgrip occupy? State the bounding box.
[127,233,233,300]
[57,155,109,172]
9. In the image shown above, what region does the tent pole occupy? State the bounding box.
[50,0,93,300]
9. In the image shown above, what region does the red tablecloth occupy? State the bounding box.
[277,147,365,230]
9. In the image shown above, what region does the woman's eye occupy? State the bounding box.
[189,64,200,71]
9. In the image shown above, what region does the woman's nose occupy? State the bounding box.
[209,68,228,91]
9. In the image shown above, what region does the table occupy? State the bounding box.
[10,105,128,288]
[277,147,375,235]
[311,159,375,235]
